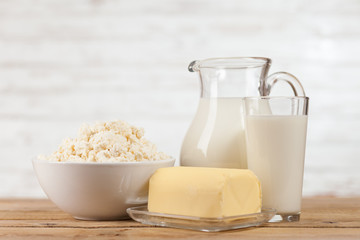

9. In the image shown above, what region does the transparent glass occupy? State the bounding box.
[127,206,276,232]
[244,96,309,222]
[180,57,306,168]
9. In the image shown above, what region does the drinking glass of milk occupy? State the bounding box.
[245,96,309,222]
[180,57,306,169]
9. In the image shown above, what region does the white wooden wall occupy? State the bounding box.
[0,0,359,197]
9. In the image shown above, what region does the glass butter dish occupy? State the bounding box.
[126,206,276,232]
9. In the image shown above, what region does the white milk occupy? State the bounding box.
[180,98,247,169]
[245,115,308,214]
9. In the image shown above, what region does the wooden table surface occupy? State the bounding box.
[0,197,359,239]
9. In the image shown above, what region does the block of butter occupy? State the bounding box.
[148,167,262,218]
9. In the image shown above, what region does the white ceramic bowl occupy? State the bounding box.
[32,158,175,220]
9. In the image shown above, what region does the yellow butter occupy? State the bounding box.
[148,167,262,218]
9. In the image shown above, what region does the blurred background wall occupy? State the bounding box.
[0,0,359,197]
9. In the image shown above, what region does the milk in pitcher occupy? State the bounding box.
[180,98,247,168]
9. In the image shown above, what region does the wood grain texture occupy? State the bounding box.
[0,198,359,239]
[0,227,359,240]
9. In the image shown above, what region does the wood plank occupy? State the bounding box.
[0,198,359,239]
[0,199,70,221]
[0,220,142,229]
[1,197,357,211]
[266,197,360,228]
[0,214,359,229]
[0,199,55,210]
[0,198,359,228]
[0,226,359,240]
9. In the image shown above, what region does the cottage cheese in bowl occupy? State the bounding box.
[33,120,174,220]
[40,120,170,163]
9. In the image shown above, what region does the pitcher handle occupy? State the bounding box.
[265,72,306,96]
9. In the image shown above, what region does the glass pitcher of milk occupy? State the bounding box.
[180,57,306,168]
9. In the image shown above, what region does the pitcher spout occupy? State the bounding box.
[188,60,200,72]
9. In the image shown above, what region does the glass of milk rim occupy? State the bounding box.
[180,57,306,169]
[244,96,309,222]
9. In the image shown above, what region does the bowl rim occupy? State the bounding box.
[32,157,176,166]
